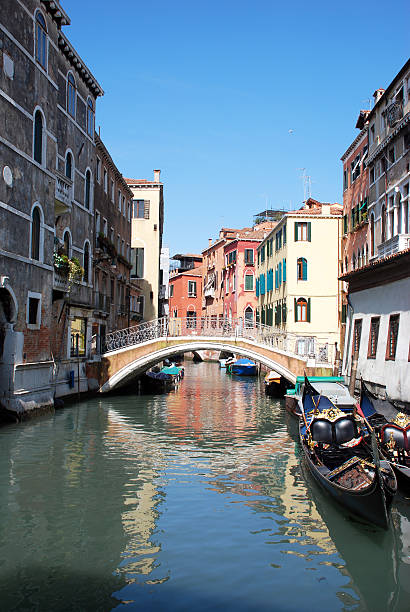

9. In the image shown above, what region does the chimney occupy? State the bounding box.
[373,88,384,104]
[321,203,331,216]
[154,169,161,183]
[208,238,212,246]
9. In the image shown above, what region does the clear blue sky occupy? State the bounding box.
[62,0,409,256]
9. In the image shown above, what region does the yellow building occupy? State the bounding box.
[126,171,164,321]
[256,199,343,357]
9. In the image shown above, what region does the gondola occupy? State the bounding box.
[264,371,291,397]
[299,376,397,529]
[143,370,175,392]
[360,380,410,492]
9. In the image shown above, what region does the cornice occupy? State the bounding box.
[58,32,104,97]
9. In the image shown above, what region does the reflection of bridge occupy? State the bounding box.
[97,317,337,392]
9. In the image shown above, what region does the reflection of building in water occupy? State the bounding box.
[106,410,166,578]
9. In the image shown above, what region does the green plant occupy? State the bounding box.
[69,257,84,282]
[53,252,70,275]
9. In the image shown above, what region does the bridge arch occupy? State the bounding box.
[99,340,299,393]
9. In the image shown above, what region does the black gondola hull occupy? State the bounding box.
[300,442,395,529]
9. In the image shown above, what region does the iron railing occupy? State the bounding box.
[103,316,336,364]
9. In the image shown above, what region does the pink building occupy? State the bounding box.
[202,223,275,326]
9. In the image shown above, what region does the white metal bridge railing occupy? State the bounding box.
[103,316,336,365]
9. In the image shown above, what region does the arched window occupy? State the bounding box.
[65,152,72,180]
[381,204,387,243]
[370,213,375,257]
[31,206,41,260]
[352,253,356,270]
[297,257,307,280]
[244,272,254,291]
[85,170,91,209]
[63,230,71,257]
[67,73,76,117]
[87,98,94,137]
[244,306,253,327]
[83,242,90,283]
[296,298,309,322]
[33,110,43,164]
[35,11,47,69]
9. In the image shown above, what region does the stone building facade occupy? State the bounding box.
[0,0,103,416]
[93,135,137,349]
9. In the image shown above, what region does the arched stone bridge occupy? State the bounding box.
[95,317,337,393]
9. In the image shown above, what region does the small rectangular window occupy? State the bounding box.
[294,222,310,241]
[131,248,144,278]
[386,314,400,360]
[133,200,145,218]
[27,296,40,327]
[368,316,380,359]
[353,319,362,355]
[169,284,174,297]
[103,170,108,193]
[244,249,254,264]
[188,280,197,297]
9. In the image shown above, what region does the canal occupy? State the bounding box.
[0,361,409,611]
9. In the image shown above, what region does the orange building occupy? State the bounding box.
[168,254,203,326]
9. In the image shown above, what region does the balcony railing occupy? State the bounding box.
[53,270,70,292]
[54,172,72,215]
[377,234,410,260]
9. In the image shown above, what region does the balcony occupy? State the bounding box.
[204,287,215,298]
[377,234,410,260]
[386,101,403,128]
[54,171,72,215]
[53,270,70,293]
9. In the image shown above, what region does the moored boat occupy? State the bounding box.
[228,358,257,376]
[286,376,355,418]
[144,370,174,392]
[299,377,397,529]
[161,364,185,383]
[360,380,410,492]
[264,371,291,397]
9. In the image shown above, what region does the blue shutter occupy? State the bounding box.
[303,258,307,280]
[283,258,286,282]
[307,222,311,242]
[294,222,299,241]
[279,261,282,285]
[256,278,259,297]
[275,268,278,289]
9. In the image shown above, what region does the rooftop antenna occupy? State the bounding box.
[298,168,311,201]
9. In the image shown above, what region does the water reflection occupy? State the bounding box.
[0,361,408,610]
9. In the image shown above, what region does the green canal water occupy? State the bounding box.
[0,361,409,611]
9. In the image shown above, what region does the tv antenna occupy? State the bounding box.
[298,168,311,201]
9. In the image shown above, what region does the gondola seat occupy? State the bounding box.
[381,424,409,451]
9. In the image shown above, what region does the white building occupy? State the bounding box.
[341,60,410,405]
